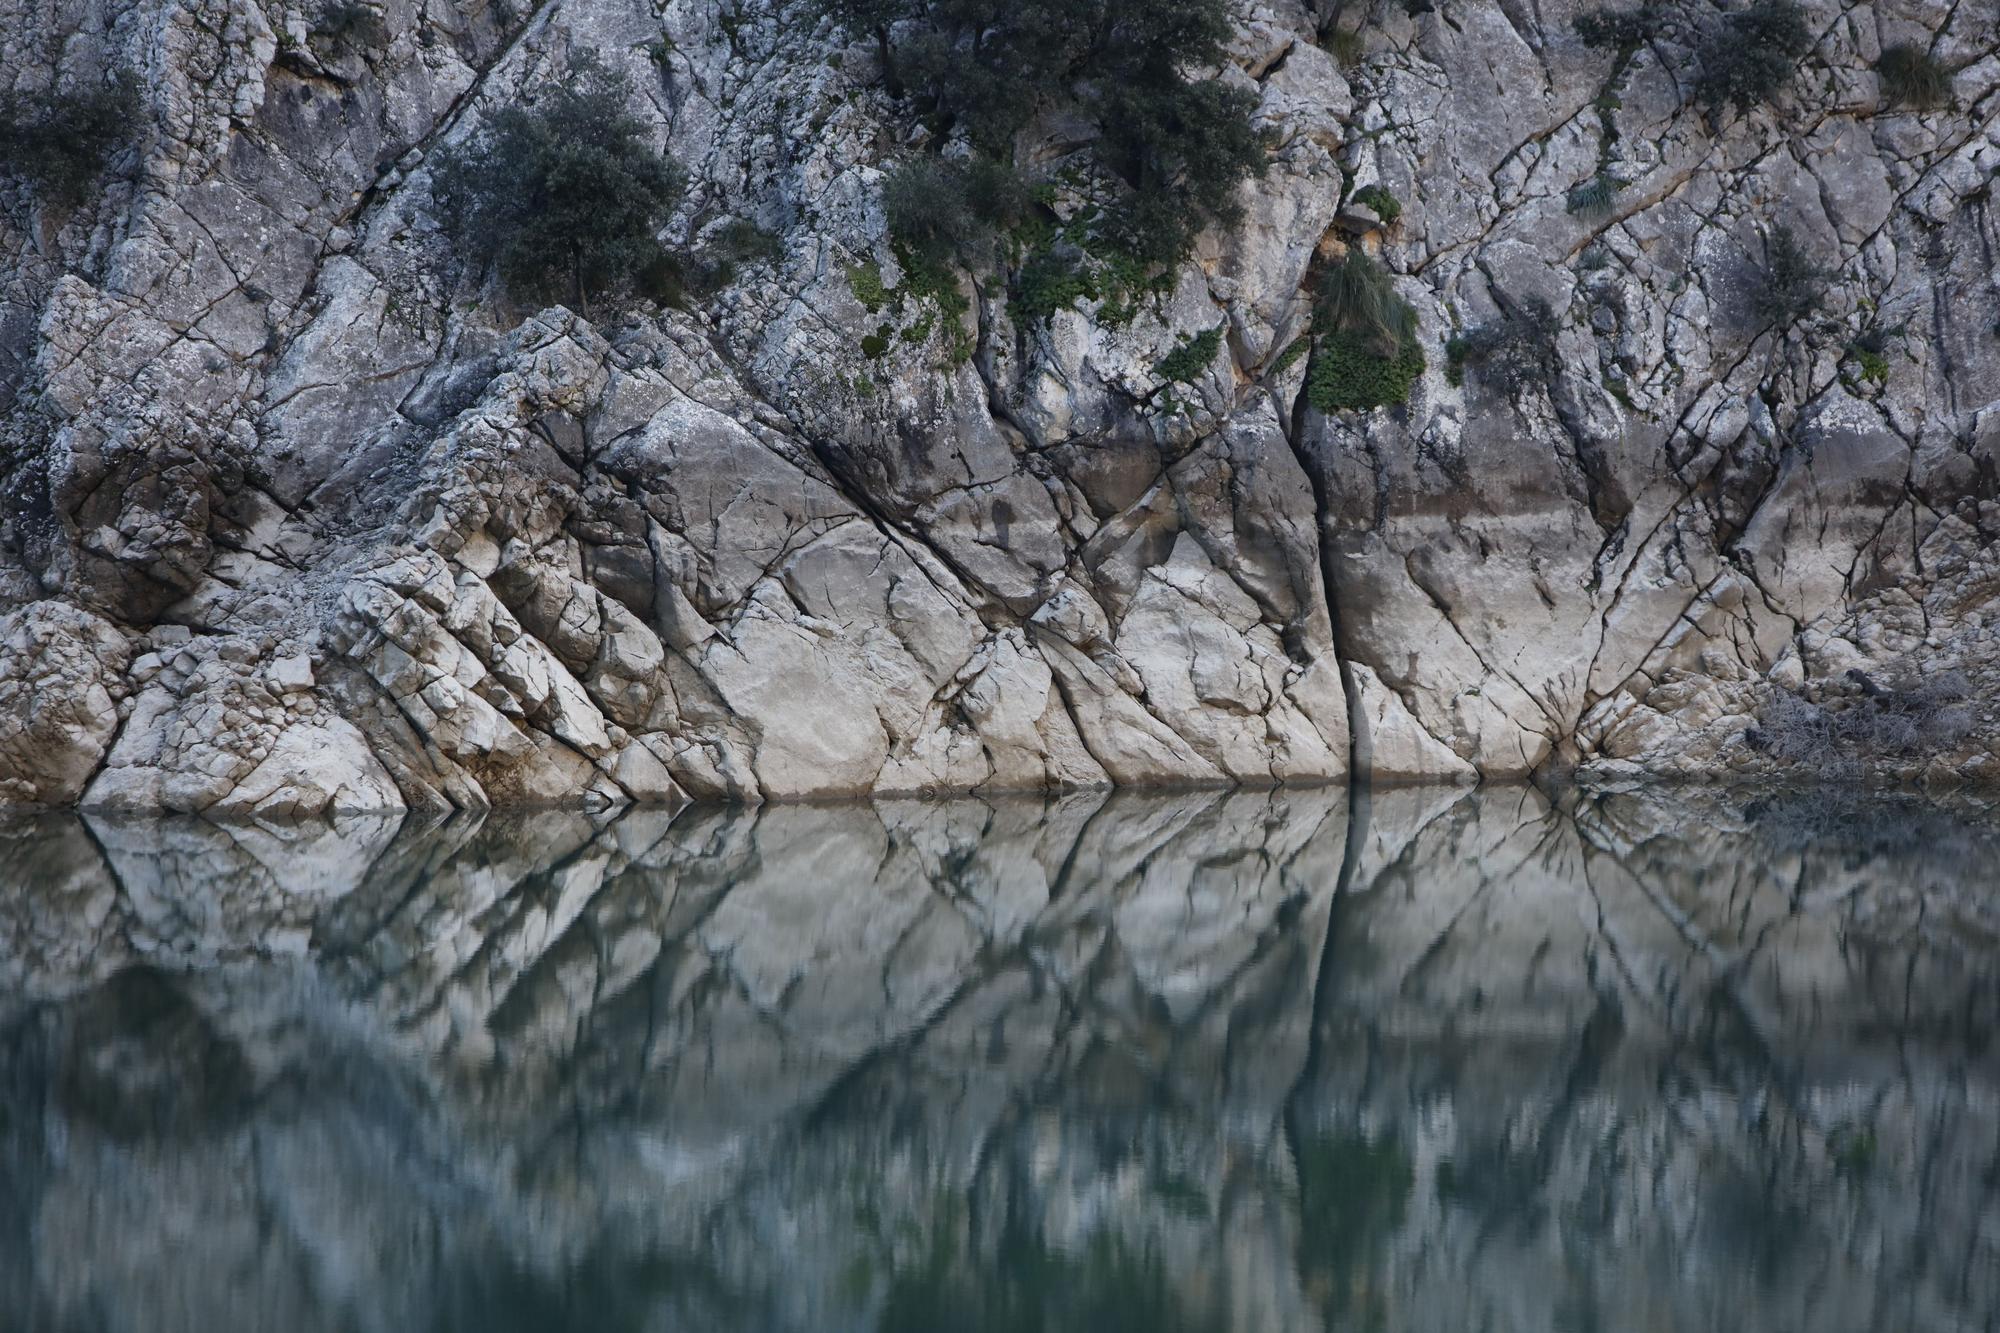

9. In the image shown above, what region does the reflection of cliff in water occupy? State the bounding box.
[1,786,1996,1331]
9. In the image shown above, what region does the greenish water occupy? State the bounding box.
[1,785,1996,1331]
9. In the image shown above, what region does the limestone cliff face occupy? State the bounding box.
[1,0,1996,813]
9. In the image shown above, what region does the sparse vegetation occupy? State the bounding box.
[311,0,388,51]
[1304,251,1426,413]
[1566,172,1622,218]
[430,53,685,310]
[847,261,891,313]
[1746,668,1974,774]
[0,73,142,209]
[683,218,783,294]
[1574,4,1668,53]
[1876,43,1949,109]
[1749,224,1826,329]
[842,249,974,367]
[1693,0,1812,113]
[1350,183,1402,224]
[1321,24,1366,66]
[1316,250,1415,347]
[1156,326,1224,383]
[1445,298,1562,396]
[1844,325,1897,384]
[1013,248,1094,321]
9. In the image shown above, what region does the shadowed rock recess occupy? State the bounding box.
[1,787,1997,1328]
[3,0,1999,812]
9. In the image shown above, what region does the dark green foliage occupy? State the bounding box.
[1693,0,1812,113]
[1847,342,1888,382]
[1308,327,1426,411]
[826,0,1266,268]
[1014,249,1094,320]
[1351,183,1402,224]
[1566,172,1621,217]
[1844,324,1897,383]
[1447,298,1562,395]
[1574,5,1667,52]
[311,0,387,51]
[1876,43,1949,108]
[1097,76,1267,265]
[1267,335,1311,377]
[0,73,141,209]
[430,54,685,309]
[1156,326,1223,383]
[1749,224,1826,328]
[1305,250,1425,412]
[882,157,982,263]
[960,155,1034,231]
[883,154,1033,267]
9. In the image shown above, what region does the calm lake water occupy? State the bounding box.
[1,785,1996,1331]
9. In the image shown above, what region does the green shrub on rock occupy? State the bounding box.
[1309,327,1426,412]
[0,73,141,208]
[431,53,685,310]
[826,0,1266,269]
[1350,183,1402,224]
[1157,326,1224,384]
[1749,224,1826,329]
[1014,249,1094,321]
[1693,0,1812,113]
[1304,251,1426,413]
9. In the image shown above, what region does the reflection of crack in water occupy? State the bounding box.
[1,786,1996,1331]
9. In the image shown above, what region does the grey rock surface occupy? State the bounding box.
[3,0,1997,807]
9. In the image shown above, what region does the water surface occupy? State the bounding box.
[2,785,1996,1331]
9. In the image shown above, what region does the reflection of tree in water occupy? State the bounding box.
[1289,1129,1412,1330]
[52,966,257,1144]
[876,1196,1229,1333]
[0,788,1997,1330]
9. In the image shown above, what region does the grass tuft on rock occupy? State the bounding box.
[1876,43,1949,109]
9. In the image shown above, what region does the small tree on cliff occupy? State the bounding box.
[431,53,685,310]
[825,0,1267,270]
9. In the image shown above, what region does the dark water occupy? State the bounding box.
[1,785,1996,1332]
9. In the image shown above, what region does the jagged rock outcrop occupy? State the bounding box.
[3,0,1997,808]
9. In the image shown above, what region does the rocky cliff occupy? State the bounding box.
[2,0,1997,814]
